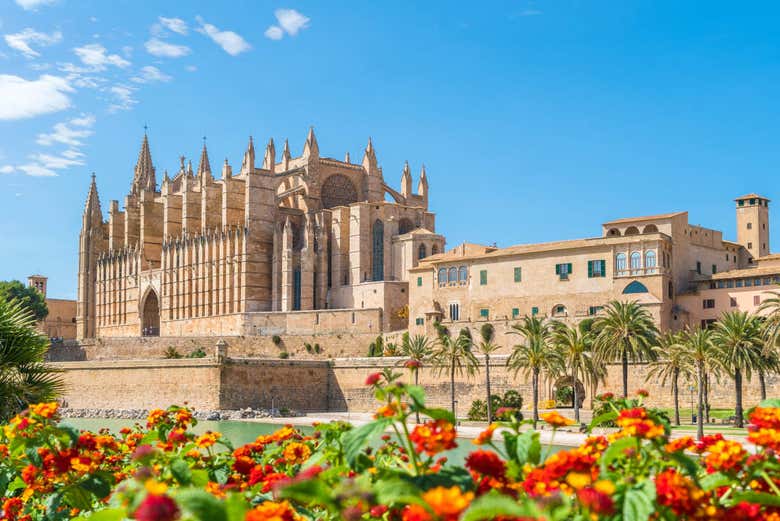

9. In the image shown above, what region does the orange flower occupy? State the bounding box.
[374,402,406,419]
[421,486,474,521]
[702,439,746,473]
[29,402,58,419]
[282,442,311,465]
[147,409,166,428]
[665,436,695,453]
[410,420,458,456]
[655,468,710,517]
[473,423,498,445]
[615,408,665,439]
[540,411,575,428]
[195,431,221,449]
[245,500,302,521]
[747,428,780,451]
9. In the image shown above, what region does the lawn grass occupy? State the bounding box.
[659,407,736,421]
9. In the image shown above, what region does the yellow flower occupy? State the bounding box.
[195,431,221,449]
[282,442,312,465]
[593,479,615,495]
[541,411,575,428]
[147,409,166,427]
[145,479,168,496]
[565,472,592,490]
[246,500,302,521]
[421,486,474,518]
[30,402,58,419]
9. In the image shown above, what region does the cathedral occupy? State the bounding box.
[76,129,445,339]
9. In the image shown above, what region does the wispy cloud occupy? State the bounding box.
[4,28,62,58]
[14,0,56,11]
[145,37,190,58]
[0,74,73,120]
[108,84,137,112]
[158,16,188,35]
[17,163,57,177]
[196,16,250,55]
[265,9,310,40]
[74,43,131,70]
[36,114,94,146]
[28,151,85,169]
[131,65,171,83]
[0,165,14,174]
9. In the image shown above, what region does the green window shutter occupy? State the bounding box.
[417,276,422,287]
[480,270,487,285]
[567,263,572,274]
[587,261,593,278]
[480,308,489,318]
[531,306,539,316]
[555,264,560,275]
[514,267,522,282]
[600,260,606,277]
[512,308,519,317]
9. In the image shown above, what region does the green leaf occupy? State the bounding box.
[759,398,780,409]
[414,467,474,490]
[225,492,249,521]
[622,480,656,521]
[7,476,25,493]
[514,430,541,466]
[374,478,424,507]
[170,458,192,485]
[421,407,456,424]
[341,418,390,465]
[461,490,537,521]
[177,488,228,521]
[731,491,780,507]
[214,467,230,485]
[599,436,636,474]
[191,469,210,487]
[80,472,113,499]
[278,478,338,510]
[699,472,730,491]
[589,411,618,430]
[406,385,426,409]
[73,509,126,521]
[668,452,700,484]
[63,485,94,510]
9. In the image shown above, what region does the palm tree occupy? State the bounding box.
[711,311,764,428]
[401,335,433,423]
[0,298,64,421]
[550,319,594,423]
[646,331,690,426]
[476,323,501,422]
[431,331,479,416]
[507,316,563,427]
[682,327,717,439]
[593,300,658,397]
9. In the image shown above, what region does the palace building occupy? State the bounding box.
[76,129,444,339]
[408,194,778,336]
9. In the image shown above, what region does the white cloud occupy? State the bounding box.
[0,165,14,174]
[36,114,95,146]
[14,0,56,11]
[28,151,84,169]
[159,16,188,35]
[185,64,197,72]
[89,16,98,23]
[4,28,62,58]
[0,74,72,120]
[275,9,310,36]
[18,163,57,177]
[145,37,190,58]
[74,43,131,70]
[62,149,84,159]
[108,84,137,112]
[264,26,283,40]
[196,16,250,56]
[131,65,171,84]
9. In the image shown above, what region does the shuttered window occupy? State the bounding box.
[588,260,606,278]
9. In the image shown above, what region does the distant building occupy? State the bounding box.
[409,194,776,335]
[27,275,77,340]
[76,130,444,339]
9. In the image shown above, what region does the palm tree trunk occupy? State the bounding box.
[759,369,767,401]
[414,369,420,424]
[672,368,680,426]
[485,354,492,422]
[572,363,580,423]
[450,361,456,416]
[622,349,629,398]
[697,361,704,440]
[704,372,711,423]
[532,367,539,428]
[734,368,744,428]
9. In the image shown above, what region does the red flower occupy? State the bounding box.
[404,360,422,369]
[409,419,458,456]
[134,494,180,521]
[465,450,506,479]
[370,505,388,517]
[635,389,649,398]
[365,373,382,386]
[576,486,615,515]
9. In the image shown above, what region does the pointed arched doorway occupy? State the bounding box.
[141,289,160,337]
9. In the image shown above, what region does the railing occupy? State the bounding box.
[614,266,663,278]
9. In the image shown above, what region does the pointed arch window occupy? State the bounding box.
[372,219,384,281]
[418,243,427,260]
[623,281,649,294]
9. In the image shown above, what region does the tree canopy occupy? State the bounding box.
[0,280,48,321]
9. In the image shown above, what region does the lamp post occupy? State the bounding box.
[689,385,695,424]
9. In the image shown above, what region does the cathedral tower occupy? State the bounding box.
[735,194,770,259]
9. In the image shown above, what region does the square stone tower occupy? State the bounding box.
[735,193,770,259]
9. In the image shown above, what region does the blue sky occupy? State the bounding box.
[1,1,780,298]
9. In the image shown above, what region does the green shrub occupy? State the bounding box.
[279,351,290,359]
[467,391,524,421]
[304,343,313,353]
[313,343,321,354]
[164,346,182,359]
[272,335,282,346]
[186,347,207,358]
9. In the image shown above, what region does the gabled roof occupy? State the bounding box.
[603,211,686,226]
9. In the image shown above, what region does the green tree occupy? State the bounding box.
[0,299,63,421]
[593,300,658,398]
[507,316,563,427]
[646,331,691,426]
[431,330,478,416]
[476,323,501,422]
[682,327,718,439]
[711,311,764,428]
[0,280,48,322]
[550,319,595,423]
[401,334,433,423]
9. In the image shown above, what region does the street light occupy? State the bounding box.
[689,385,696,424]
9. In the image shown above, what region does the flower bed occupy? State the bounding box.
[1,370,780,521]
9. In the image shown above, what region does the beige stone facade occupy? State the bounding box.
[27,275,77,340]
[76,130,444,340]
[408,194,777,342]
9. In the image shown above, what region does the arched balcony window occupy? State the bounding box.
[630,251,641,274]
[458,266,468,284]
[552,304,567,317]
[616,253,627,275]
[645,250,657,274]
[448,267,458,284]
[438,268,447,287]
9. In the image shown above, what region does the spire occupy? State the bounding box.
[362,137,378,173]
[417,164,429,208]
[83,173,103,228]
[240,136,255,175]
[187,159,194,177]
[197,140,212,182]
[282,139,291,170]
[262,138,276,172]
[131,133,156,195]
[302,126,319,159]
[401,160,413,197]
[222,158,232,179]
[344,151,350,163]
